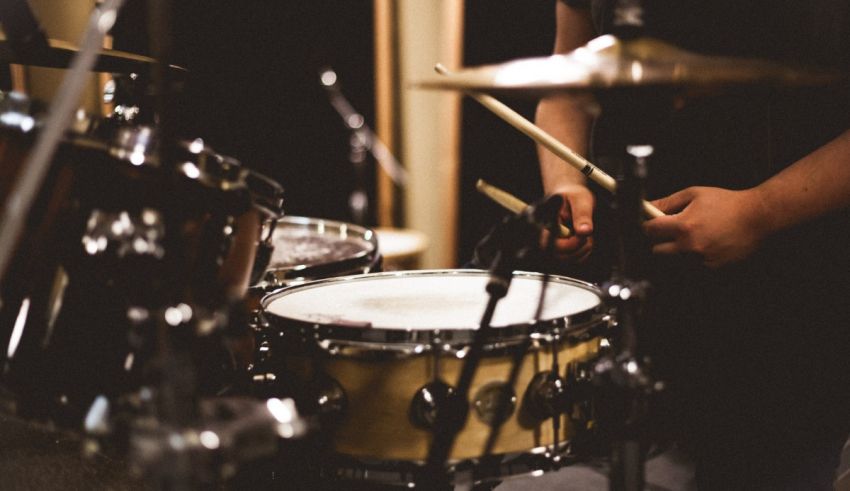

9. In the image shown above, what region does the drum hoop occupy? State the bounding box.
[322,441,575,486]
[245,169,285,219]
[68,131,250,192]
[261,269,606,349]
[263,217,378,286]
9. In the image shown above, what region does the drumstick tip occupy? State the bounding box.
[434,63,449,75]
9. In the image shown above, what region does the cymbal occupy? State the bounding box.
[418,35,842,96]
[0,38,186,74]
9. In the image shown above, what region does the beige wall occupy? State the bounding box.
[394,0,464,268]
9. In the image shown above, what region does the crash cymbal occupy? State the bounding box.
[0,38,186,74]
[418,35,842,96]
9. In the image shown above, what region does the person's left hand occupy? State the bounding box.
[643,186,771,268]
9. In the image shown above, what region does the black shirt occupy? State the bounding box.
[561,0,850,438]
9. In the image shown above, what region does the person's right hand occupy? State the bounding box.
[545,183,595,262]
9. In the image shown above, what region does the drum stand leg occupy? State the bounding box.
[591,96,666,491]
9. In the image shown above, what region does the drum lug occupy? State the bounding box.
[315,374,347,418]
[472,381,517,427]
[522,371,567,421]
[248,309,269,332]
[409,379,463,431]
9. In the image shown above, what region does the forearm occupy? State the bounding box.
[537,1,595,195]
[537,96,592,193]
[753,130,850,235]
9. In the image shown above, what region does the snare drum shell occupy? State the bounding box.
[260,270,607,463]
[290,339,600,462]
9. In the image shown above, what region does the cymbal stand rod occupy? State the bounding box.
[320,66,408,189]
[549,324,562,466]
[147,0,175,167]
[480,225,558,459]
[595,162,649,491]
[0,0,126,287]
[593,93,660,490]
[424,286,502,487]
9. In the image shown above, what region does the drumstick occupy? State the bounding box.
[435,64,665,219]
[476,179,572,237]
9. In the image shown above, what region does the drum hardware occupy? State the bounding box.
[243,169,285,286]
[320,67,371,225]
[313,373,347,418]
[410,379,458,431]
[589,84,673,490]
[320,67,408,197]
[471,382,517,427]
[0,91,38,133]
[101,392,309,487]
[424,195,564,487]
[410,333,457,431]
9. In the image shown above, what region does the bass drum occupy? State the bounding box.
[257,270,611,487]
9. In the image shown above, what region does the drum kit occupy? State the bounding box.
[0,1,843,490]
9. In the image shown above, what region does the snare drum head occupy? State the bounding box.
[263,269,601,334]
[264,217,378,283]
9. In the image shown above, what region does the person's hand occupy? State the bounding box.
[545,183,595,262]
[643,186,771,268]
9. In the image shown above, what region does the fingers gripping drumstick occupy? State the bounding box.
[435,64,665,219]
[476,179,573,237]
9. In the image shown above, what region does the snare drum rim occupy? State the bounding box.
[262,216,378,286]
[260,269,606,351]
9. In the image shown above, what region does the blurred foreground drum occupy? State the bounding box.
[0,124,278,425]
[257,270,610,485]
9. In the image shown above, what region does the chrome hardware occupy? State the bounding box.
[409,379,456,430]
[472,381,517,427]
[81,208,165,258]
[315,375,347,417]
[110,125,158,166]
[524,371,567,421]
[0,91,37,132]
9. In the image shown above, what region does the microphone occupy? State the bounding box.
[523,193,564,231]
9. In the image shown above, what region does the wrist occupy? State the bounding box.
[545,179,588,197]
[744,186,779,240]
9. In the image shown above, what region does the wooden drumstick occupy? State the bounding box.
[435,64,665,219]
[476,179,573,237]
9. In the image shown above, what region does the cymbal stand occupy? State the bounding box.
[592,88,668,491]
[320,67,408,225]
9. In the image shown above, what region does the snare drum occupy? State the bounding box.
[258,270,609,483]
[259,216,380,288]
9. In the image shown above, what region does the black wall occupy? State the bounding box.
[458,1,556,264]
[116,0,377,222]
